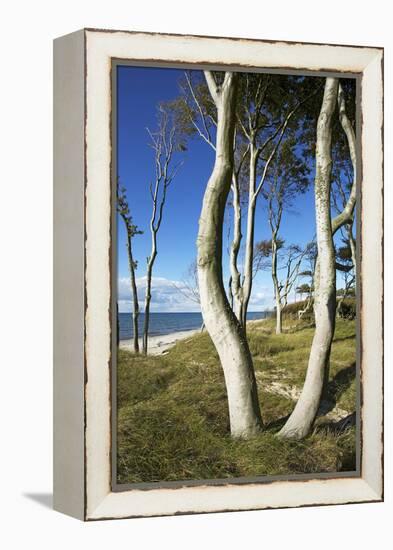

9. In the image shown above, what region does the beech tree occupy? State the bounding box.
[117,182,143,353]
[143,107,184,354]
[171,73,320,330]
[230,76,318,330]
[279,78,356,439]
[261,136,309,333]
[273,244,305,332]
[297,241,317,320]
[253,237,284,277]
[278,78,339,439]
[197,71,263,438]
[254,239,305,333]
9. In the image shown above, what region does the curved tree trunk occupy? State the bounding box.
[299,81,357,398]
[230,174,243,320]
[197,71,262,438]
[278,78,338,439]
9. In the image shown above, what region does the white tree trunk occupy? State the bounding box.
[142,231,157,354]
[278,78,338,439]
[142,107,181,354]
[197,71,262,438]
[230,174,243,320]
[348,224,356,286]
[271,236,282,335]
[240,147,258,330]
[276,302,282,335]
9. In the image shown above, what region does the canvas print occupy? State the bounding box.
[114,65,358,486]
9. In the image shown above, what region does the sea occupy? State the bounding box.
[118,311,271,340]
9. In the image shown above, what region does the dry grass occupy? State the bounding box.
[117,318,357,484]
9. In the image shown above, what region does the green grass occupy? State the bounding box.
[117,318,357,484]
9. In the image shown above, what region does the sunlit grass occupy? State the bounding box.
[117,318,357,484]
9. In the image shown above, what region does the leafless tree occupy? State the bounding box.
[261,137,309,333]
[254,239,306,333]
[172,260,206,331]
[172,260,200,303]
[143,107,184,354]
[276,245,306,325]
[297,241,317,320]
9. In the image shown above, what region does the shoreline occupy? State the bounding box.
[119,317,268,356]
[119,329,200,355]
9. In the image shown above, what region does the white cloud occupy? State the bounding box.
[118,276,201,313]
[118,275,274,313]
[248,285,274,309]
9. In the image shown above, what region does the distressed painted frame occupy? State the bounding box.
[53,28,383,521]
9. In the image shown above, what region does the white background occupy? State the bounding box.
[1,1,391,548]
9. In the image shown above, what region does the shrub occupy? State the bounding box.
[337,298,356,319]
[282,300,313,321]
[281,297,356,321]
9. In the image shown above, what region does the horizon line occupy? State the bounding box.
[117,310,274,314]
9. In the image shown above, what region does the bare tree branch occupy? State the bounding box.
[184,71,216,150]
[143,108,184,353]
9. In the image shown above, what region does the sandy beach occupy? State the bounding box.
[119,329,200,355]
[118,318,268,356]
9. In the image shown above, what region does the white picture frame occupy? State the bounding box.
[53,28,383,521]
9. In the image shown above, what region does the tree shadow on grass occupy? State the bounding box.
[264,363,356,435]
[332,335,356,344]
[285,322,315,333]
[265,412,356,438]
[317,412,356,434]
[264,414,290,432]
[315,362,356,434]
[326,362,356,406]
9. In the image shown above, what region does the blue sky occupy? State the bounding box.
[116,65,349,313]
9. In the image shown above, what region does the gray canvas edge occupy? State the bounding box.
[53,29,85,521]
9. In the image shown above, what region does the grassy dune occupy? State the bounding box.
[117,318,357,484]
